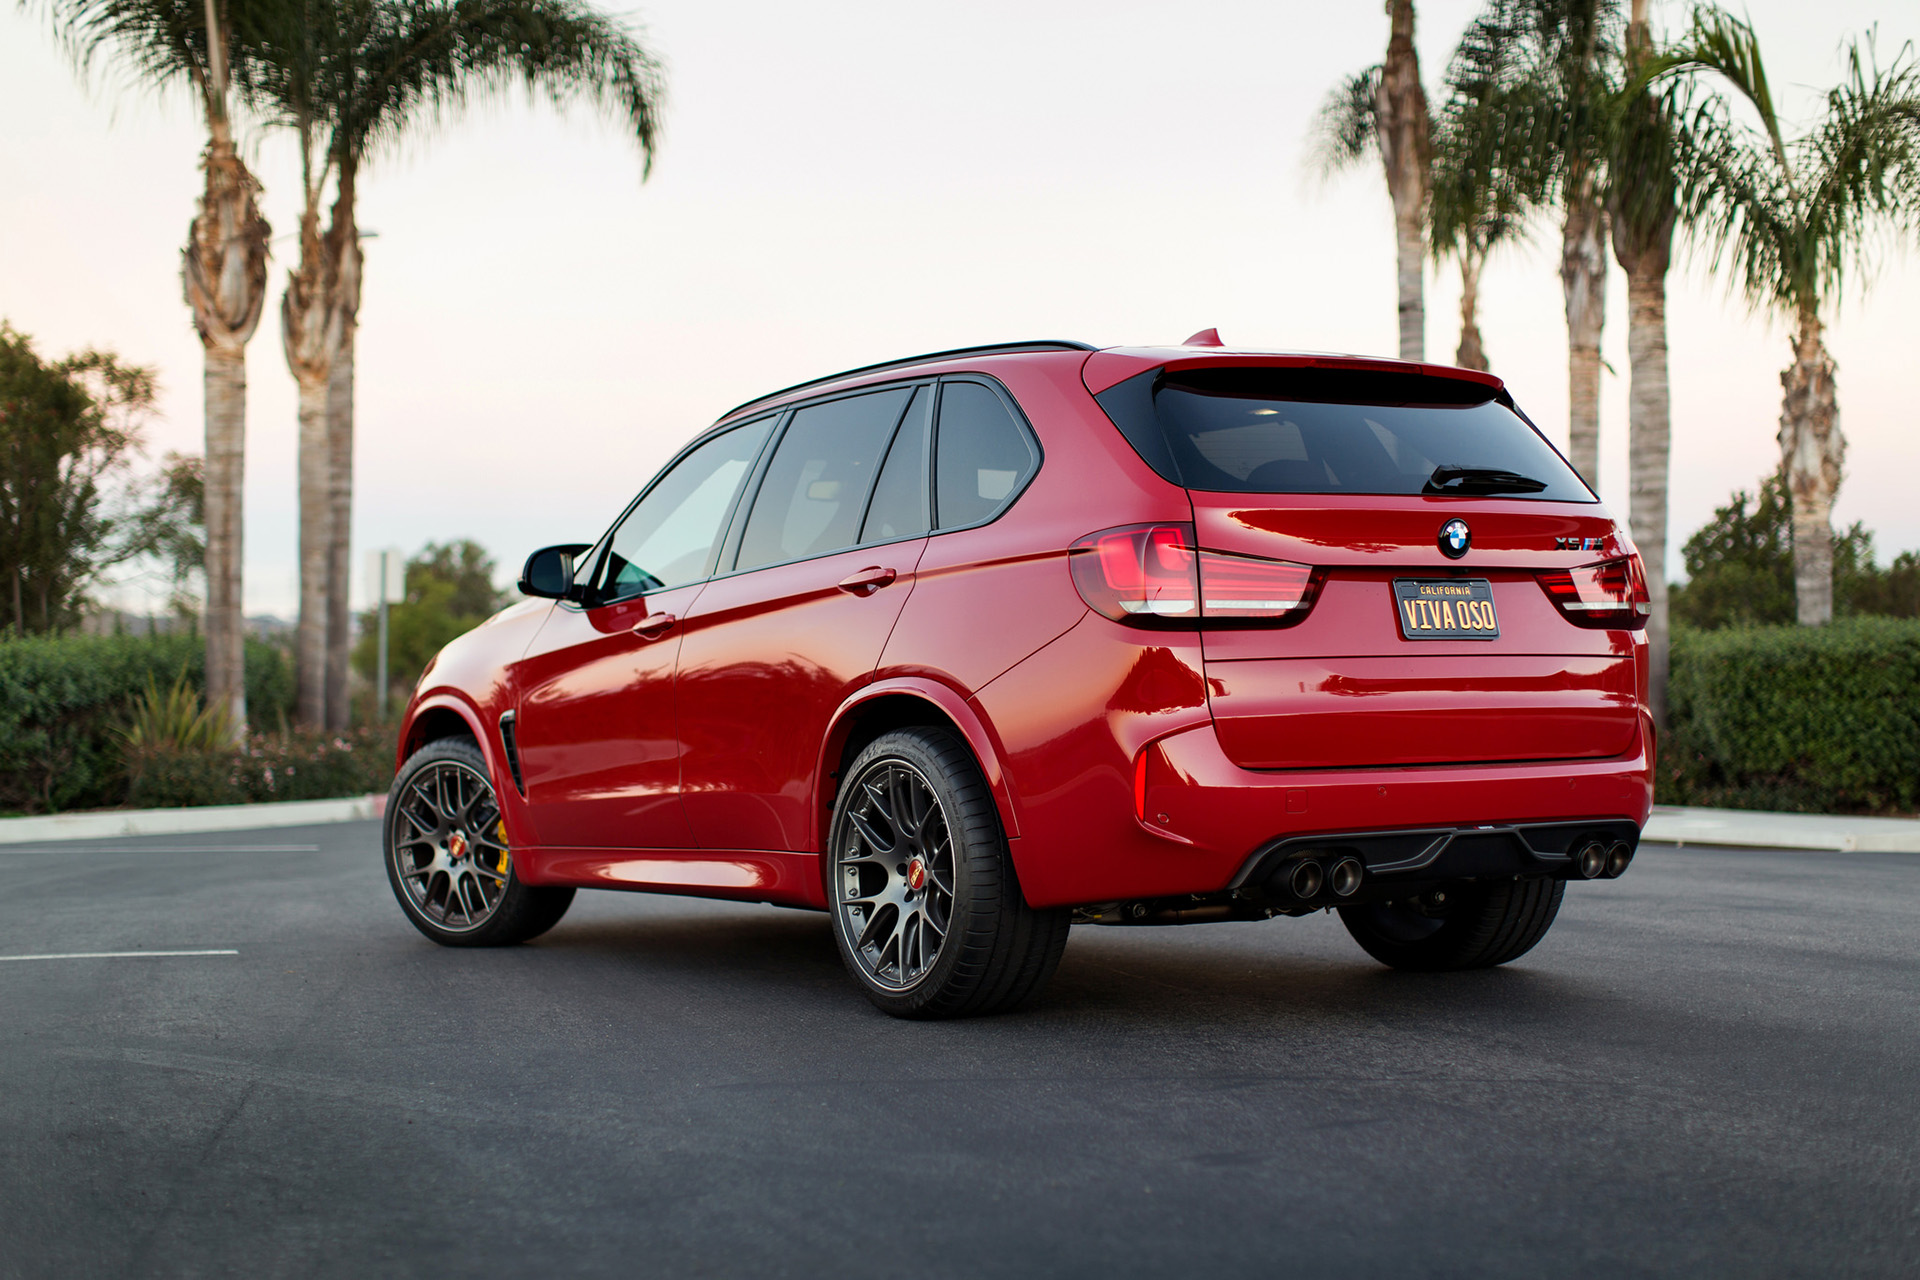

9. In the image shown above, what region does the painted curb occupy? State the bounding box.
[1642,806,1920,853]
[3,796,1914,854]
[0,795,386,845]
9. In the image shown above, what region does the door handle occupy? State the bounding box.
[837,566,898,597]
[631,612,677,639]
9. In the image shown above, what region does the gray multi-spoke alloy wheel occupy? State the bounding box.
[828,727,1069,1019]
[384,737,574,947]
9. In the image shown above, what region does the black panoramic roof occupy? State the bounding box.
[718,340,1095,421]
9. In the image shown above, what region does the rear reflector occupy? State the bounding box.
[1070,524,1319,626]
[1535,556,1651,629]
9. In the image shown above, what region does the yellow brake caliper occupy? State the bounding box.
[496,820,511,875]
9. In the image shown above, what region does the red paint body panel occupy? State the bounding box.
[522,847,819,902]
[394,343,1656,916]
[677,541,926,852]
[512,584,701,848]
[1205,653,1640,769]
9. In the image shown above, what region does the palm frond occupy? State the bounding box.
[34,0,214,108]
[1311,65,1382,176]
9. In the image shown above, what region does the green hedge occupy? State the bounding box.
[1662,618,1920,813]
[0,633,295,812]
[124,726,393,809]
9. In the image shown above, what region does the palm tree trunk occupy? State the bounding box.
[294,370,332,725]
[323,173,362,732]
[1377,0,1430,362]
[1779,316,1844,625]
[284,173,343,726]
[324,329,355,730]
[1624,266,1671,724]
[1561,189,1608,484]
[182,103,269,740]
[1455,245,1489,372]
[202,346,249,727]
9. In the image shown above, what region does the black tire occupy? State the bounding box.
[828,727,1069,1019]
[384,737,574,947]
[1338,878,1564,971]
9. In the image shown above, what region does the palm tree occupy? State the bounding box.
[1664,9,1920,624]
[244,0,665,726]
[1603,0,1682,722]
[1316,0,1432,362]
[1448,0,1621,483]
[36,0,272,737]
[1429,11,1547,371]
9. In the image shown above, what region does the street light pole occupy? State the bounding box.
[377,552,391,722]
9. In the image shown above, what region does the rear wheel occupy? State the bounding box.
[1338,878,1564,971]
[385,737,574,947]
[828,727,1069,1019]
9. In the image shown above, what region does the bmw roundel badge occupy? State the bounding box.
[1438,519,1472,559]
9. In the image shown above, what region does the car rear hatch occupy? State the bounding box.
[1088,355,1646,771]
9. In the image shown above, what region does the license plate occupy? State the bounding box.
[1393,578,1499,639]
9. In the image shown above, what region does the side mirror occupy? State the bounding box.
[519,544,591,600]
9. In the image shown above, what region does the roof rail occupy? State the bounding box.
[718,340,1096,421]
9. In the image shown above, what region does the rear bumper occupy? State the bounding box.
[1015,717,1653,909]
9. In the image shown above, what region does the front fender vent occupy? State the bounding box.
[498,712,526,795]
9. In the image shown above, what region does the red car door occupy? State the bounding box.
[676,384,930,852]
[512,417,773,848]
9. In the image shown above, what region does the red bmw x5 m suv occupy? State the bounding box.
[386,337,1654,1018]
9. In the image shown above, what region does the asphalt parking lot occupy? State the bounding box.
[3,821,1916,1279]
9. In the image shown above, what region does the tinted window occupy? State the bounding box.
[1096,367,1593,501]
[737,387,912,570]
[859,386,930,544]
[934,381,1038,529]
[592,418,771,601]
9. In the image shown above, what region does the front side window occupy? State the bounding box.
[736,387,913,571]
[590,418,772,602]
[934,380,1038,529]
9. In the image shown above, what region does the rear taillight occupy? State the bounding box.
[1536,556,1651,629]
[1070,524,1319,626]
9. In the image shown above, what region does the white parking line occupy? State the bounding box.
[0,845,319,855]
[0,950,239,962]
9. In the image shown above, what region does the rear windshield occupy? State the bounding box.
[1095,367,1593,501]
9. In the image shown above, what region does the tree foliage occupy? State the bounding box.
[1670,470,1919,628]
[0,323,199,633]
[351,539,506,707]
[1662,9,1920,327]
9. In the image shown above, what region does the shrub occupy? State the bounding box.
[1662,618,1920,813]
[0,632,293,812]
[125,725,393,809]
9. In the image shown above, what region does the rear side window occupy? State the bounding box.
[736,387,913,570]
[1096,367,1593,501]
[935,380,1039,529]
[860,386,931,544]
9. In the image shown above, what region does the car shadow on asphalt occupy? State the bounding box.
[516,901,1600,1033]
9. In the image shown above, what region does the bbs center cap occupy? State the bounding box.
[1438,518,1472,559]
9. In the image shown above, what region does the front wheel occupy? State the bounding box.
[1339,878,1564,971]
[385,737,574,947]
[828,727,1069,1019]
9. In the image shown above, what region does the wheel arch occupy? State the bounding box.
[815,680,1021,857]
[397,694,494,780]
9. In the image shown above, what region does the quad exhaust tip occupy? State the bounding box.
[1603,842,1634,878]
[1573,841,1608,880]
[1289,860,1325,899]
[1329,856,1364,897]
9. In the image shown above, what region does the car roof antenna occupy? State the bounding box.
[1182,328,1223,347]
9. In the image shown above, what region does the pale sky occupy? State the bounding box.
[4,0,1917,617]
